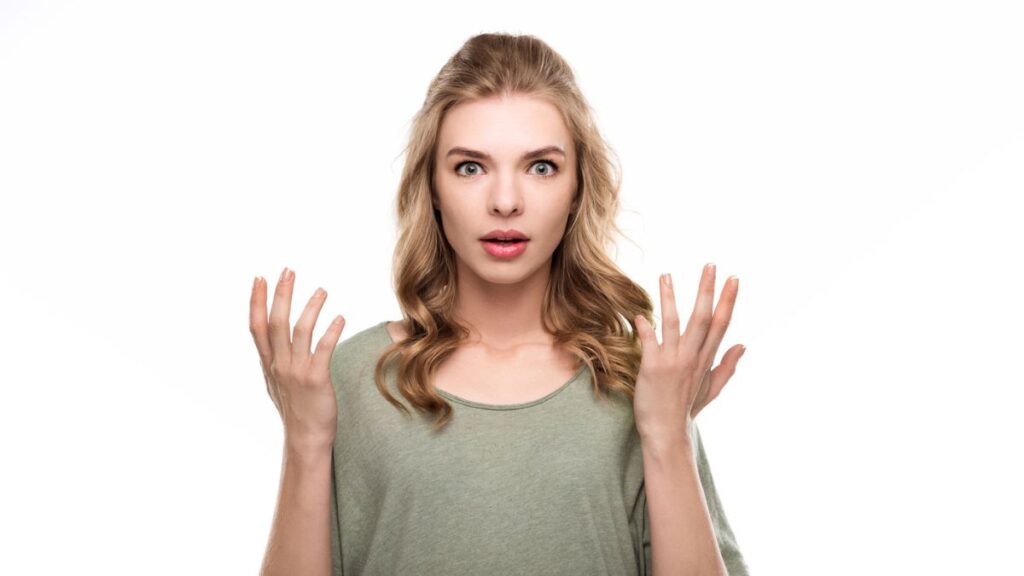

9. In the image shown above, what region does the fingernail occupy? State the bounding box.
[280,267,289,282]
[666,273,672,288]
[739,346,747,357]
[253,275,260,289]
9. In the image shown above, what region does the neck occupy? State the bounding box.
[451,260,554,351]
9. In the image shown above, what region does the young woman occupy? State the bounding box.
[251,33,749,576]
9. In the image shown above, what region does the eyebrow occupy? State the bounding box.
[445,145,566,161]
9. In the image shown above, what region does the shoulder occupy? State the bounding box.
[330,321,392,378]
[384,319,411,344]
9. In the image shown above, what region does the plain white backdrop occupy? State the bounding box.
[1,0,1021,573]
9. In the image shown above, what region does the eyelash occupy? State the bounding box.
[453,160,560,178]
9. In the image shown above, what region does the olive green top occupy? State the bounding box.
[328,321,749,575]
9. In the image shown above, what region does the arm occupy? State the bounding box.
[642,430,729,576]
[632,267,747,574]
[249,269,346,575]
[260,441,335,576]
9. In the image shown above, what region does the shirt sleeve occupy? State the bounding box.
[639,424,751,575]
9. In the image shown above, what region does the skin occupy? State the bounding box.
[428,93,579,352]
[633,264,745,576]
[250,268,343,451]
[633,263,745,442]
[250,268,345,576]
[388,93,585,400]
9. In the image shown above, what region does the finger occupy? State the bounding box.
[659,273,680,352]
[698,275,739,369]
[249,275,277,402]
[634,314,658,352]
[692,345,745,417]
[681,263,716,355]
[249,275,273,372]
[310,314,347,381]
[292,286,328,365]
[268,267,295,367]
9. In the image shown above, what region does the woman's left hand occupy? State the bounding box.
[632,263,744,444]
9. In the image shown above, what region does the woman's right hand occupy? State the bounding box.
[249,267,345,452]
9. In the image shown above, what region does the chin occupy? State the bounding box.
[479,258,552,285]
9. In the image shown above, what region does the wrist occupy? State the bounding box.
[284,433,335,459]
[639,427,694,458]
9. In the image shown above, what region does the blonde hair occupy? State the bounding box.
[374,32,656,430]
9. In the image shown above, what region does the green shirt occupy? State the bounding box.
[329,321,749,575]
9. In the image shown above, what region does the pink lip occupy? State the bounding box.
[480,229,529,241]
[480,239,529,259]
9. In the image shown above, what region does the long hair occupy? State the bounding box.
[373,32,656,431]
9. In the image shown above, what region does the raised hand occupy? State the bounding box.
[249,267,346,452]
[632,263,744,444]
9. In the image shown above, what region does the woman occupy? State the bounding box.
[251,33,749,576]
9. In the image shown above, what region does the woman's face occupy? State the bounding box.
[433,93,578,287]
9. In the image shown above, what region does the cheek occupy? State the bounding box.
[535,214,572,247]
[438,204,477,248]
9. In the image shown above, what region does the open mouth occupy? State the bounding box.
[480,238,529,258]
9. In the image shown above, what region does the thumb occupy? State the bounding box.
[634,314,658,350]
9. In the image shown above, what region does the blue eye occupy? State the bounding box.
[454,160,560,177]
[529,160,559,177]
[454,161,483,177]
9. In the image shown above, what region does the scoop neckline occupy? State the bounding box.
[376,320,588,411]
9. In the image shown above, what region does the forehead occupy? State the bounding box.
[437,94,571,155]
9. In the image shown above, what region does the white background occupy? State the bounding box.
[2,1,1022,574]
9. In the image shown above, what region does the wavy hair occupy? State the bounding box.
[373,32,656,431]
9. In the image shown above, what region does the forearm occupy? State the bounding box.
[260,441,335,576]
[641,433,728,576]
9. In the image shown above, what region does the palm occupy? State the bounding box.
[631,264,745,440]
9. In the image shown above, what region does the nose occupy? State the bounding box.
[488,172,522,216]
